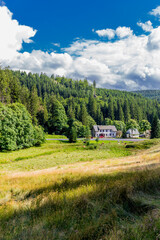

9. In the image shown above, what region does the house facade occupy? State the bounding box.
[92,125,117,138]
[126,129,139,138]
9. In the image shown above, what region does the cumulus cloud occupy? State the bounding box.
[1,5,160,90]
[95,28,115,39]
[137,21,153,32]
[115,27,133,38]
[0,6,37,59]
[95,26,133,39]
[150,6,160,18]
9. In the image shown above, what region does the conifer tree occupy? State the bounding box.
[67,119,77,143]
[88,93,97,119]
[118,101,124,122]
[80,102,88,126]
[124,100,130,122]
[108,98,114,120]
[48,96,68,134]
[151,115,160,139]
[29,86,39,124]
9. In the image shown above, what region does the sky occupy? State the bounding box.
[1,0,160,90]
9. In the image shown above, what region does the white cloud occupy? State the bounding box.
[150,6,160,17]
[115,27,133,38]
[147,26,160,50]
[95,26,133,39]
[52,42,60,47]
[95,28,115,39]
[137,21,153,32]
[1,6,160,90]
[0,6,37,60]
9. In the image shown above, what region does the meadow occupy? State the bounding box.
[1,138,160,240]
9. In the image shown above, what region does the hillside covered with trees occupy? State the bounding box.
[0,68,160,139]
[134,90,160,101]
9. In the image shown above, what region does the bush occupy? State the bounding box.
[0,103,45,151]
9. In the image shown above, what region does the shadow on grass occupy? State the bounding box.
[1,168,160,240]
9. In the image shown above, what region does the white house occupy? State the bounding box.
[92,125,117,138]
[126,129,139,138]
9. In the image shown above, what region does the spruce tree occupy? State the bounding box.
[151,115,160,139]
[48,96,68,134]
[29,86,39,124]
[108,98,114,120]
[80,102,88,126]
[124,100,130,122]
[67,118,77,143]
[88,93,97,119]
[118,101,124,122]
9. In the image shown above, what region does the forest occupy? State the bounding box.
[134,90,160,100]
[0,68,160,142]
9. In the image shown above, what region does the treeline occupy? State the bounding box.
[134,90,160,101]
[1,68,160,136]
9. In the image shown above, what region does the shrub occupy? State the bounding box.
[0,103,45,151]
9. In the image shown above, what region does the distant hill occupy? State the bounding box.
[134,90,160,100]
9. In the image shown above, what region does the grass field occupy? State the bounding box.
[1,139,160,239]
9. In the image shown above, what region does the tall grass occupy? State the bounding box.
[1,167,160,240]
[0,139,160,239]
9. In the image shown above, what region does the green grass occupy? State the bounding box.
[0,140,133,172]
[1,139,160,239]
[1,168,160,239]
[45,134,67,139]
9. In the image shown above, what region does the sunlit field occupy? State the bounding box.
[1,139,160,240]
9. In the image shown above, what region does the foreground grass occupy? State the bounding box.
[1,167,160,239]
[1,139,160,239]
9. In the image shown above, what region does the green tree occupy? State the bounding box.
[67,119,77,143]
[113,120,126,131]
[88,93,97,119]
[105,118,113,125]
[117,101,124,122]
[126,119,139,130]
[124,100,131,122]
[29,86,39,124]
[108,98,114,120]
[151,115,160,139]
[139,120,151,133]
[0,103,45,151]
[48,96,68,134]
[85,126,91,140]
[80,102,88,126]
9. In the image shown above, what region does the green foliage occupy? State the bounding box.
[0,103,45,151]
[73,120,86,137]
[0,68,160,136]
[113,120,126,131]
[80,102,88,126]
[33,126,46,146]
[69,126,77,143]
[151,115,160,139]
[48,96,68,134]
[139,119,151,133]
[85,126,91,140]
[87,115,96,129]
[67,119,77,143]
[126,119,139,130]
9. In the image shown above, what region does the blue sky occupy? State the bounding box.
[1,0,160,90]
[5,0,160,52]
